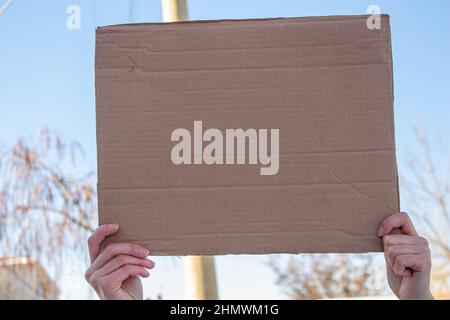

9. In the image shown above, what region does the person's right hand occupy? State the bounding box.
[85,224,155,300]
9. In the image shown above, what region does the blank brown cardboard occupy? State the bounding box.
[95,15,399,255]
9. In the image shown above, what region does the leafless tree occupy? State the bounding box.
[401,126,450,298]
[0,127,96,298]
[268,254,388,299]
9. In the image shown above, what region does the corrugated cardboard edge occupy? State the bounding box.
[96,14,390,30]
[385,16,400,212]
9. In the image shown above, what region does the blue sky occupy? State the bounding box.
[0,0,449,299]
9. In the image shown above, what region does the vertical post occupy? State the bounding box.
[184,256,218,300]
[161,0,188,22]
[161,0,219,300]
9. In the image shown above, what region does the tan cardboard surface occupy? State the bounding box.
[95,15,399,255]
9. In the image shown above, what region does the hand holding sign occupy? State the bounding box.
[85,224,155,300]
[378,212,433,300]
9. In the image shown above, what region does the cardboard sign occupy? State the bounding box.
[95,15,399,255]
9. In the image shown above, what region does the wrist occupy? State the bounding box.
[417,290,434,300]
[399,289,434,300]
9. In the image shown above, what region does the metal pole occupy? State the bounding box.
[160,0,219,300]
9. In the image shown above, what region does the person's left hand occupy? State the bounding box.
[378,212,433,300]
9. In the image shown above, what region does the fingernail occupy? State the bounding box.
[141,247,150,256]
[110,224,119,230]
[377,226,384,237]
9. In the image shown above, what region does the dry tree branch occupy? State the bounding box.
[267,254,387,299]
[0,127,97,298]
[401,126,450,298]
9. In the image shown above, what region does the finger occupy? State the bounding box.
[90,243,149,273]
[86,255,155,281]
[88,224,119,262]
[90,265,150,294]
[378,212,418,237]
[393,254,430,277]
[384,244,429,270]
[383,234,428,248]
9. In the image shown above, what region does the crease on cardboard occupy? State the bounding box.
[282,149,395,155]
[119,229,375,244]
[324,163,394,211]
[97,36,390,71]
[99,62,391,75]
[98,180,395,192]
[98,39,384,54]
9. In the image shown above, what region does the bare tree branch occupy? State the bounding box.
[0,127,97,299]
